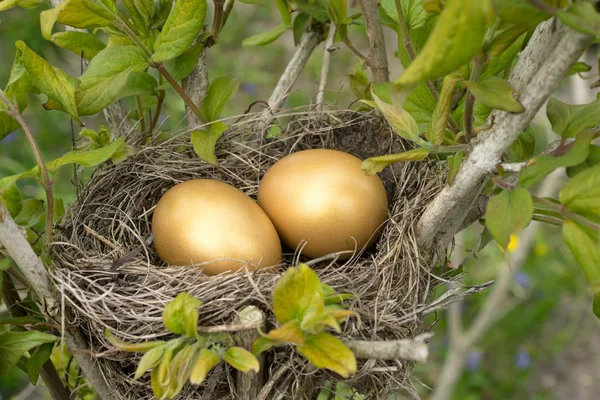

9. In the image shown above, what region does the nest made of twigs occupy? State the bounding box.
[50,109,446,399]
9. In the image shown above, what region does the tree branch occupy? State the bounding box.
[235,306,264,400]
[417,21,594,254]
[344,335,430,362]
[431,170,564,400]
[258,29,322,130]
[358,0,389,82]
[0,91,54,249]
[0,204,116,400]
[316,24,337,112]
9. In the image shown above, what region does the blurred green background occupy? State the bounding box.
[1,3,599,400]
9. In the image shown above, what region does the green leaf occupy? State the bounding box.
[0,180,23,217]
[201,77,240,122]
[0,0,38,11]
[0,111,19,143]
[0,316,42,326]
[380,0,428,30]
[507,126,536,162]
[47,137,126,172]
[485,188,533,248]
[151,343,175,398]
[51,31,106,61]
[14,199,44,228]
[361,148,429,175]
[275,0,292,27]
[152,0,207,62]
[168,344,198,395]
[164,42,204,82]
[122,0,152,35]
[447,150,464,185]
[296,332,356,378]
[76,44,149,115]
[105,329,165,352]
[134,344,166,380]
[368,88,419,142]
[519,131,592,187]
[191,121,228,166]
[273,263,323,324]
[322,284,353,305]
[118,72,157,99]
[162,292,202,337]
[396,0,487,85]
[293,12,310,46]
[189,348,220,385]
[559,164,600,217]
[557,2,600,37]
[547,96,600,139]
[0,331,56,377]
[484,26,526,68]
[326,0,346,25]
[297,0,328,22]
[567,145,600,178]
[562,219,600,318]
[17,41,80,122]
[27,342,54,385]
[428,74,460,144]
[493,0,554,28]
[252,337,279,357]
[243,24,288,46]
[56,0,116,29]
[265,320,305,345]
[568,61,592,77]
[464,76,523,113]
[404,82,437,132]
[223,347,260,373]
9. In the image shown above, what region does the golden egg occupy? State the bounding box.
[152,179,282,275]
[257,149,388,259]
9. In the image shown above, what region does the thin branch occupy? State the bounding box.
[531,214,563,227]
[358,0,389,82]
[221,0,235,28]
[209,0,226,43]
[316,24,337,112]
[7,267,31,289]
[0,204,116,400]
[182,48,210,128]
[344,336,430,362]
[417,21,594,253]
[0,91,54,249]
[258,29,322,130]
[147,89,165,139]
[533,195,600,231]
[135,96,146,133]
[342,36,370,65]
[235,307,264,400]
[431,170,564,400]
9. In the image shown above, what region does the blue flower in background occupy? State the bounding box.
[240,82,257,95]
[466,350,482,371]
[514,271,532,288]
[2,131,16,143]
[515,348,531,369]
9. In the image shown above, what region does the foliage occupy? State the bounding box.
[106,293,259,400]
[253,263,358,378]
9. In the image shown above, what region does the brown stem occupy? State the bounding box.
[211,0,225,41]
[2,272,71,400]
[533,196,600,232]
[155,63,209,124]
[342,37,370,65]
[135,96,146,133]
[358,0,389,82]
[532,214,564,227]
[0,91,54,249]
[148,85,165,140]
[221,0,235,28]
[524,0,558,15]
[7,267,31,289]
[114,19,208,125]
[464,57,485,142]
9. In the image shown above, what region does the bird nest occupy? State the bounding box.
[50,109,449,399]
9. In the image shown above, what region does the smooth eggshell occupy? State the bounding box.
[152,179,282,275]
[257,149,388,259]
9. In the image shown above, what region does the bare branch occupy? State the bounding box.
[417,21,594,254]
[235,306,264,400]
[258,29,322,130]
[431,170,564,400]
[0,204,116,400]
[345,336,430,362]
[316,24,337,112]
[358,0,389,82]
[0,91,54,248]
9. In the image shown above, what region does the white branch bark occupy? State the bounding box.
[344,336,430,362]
[0,205,115,400]
[316,24,337,112]
[183,49,209,129]
[417,21,594,254]
[258,30,322,130]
